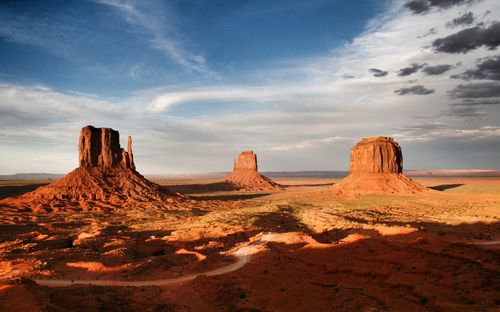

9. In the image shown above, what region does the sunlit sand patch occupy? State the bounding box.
[337,233,372,244]
[372,224,418,236]
[0,260,48,280]
[72,230,101,246]
[175,249,207,261]
[66,262,131,273]
[194,241,225,250]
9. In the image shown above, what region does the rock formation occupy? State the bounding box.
[224,151,282,191]
[0,126,183,212]
[349,136,403,174]
[78,126,135,170]
[332,136,429,195]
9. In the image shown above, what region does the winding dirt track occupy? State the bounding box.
[34,240,266,288]
[33,236,499,288]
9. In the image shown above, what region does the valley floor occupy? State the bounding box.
[0,177,499,311]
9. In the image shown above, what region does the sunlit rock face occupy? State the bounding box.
[332,136,429,196]
[78,125,135,170]
[349,136,402,174]
[224,151,282,191]
[232,150,259,172]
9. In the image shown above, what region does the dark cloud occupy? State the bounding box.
[422,64,453,75]
[446,12,475,27]
[341,74,355,79]
[448,82,500,99]
[394,85,435,95]
[456,98,500,105]
[405,0,431,14]
[404,0,474,15]
[393,122,446,132]
[432,22,500,53]
[451,55,500,80]
[417,28,438,38]
[368,68,388,77]
[442,106,487,118]
[398,63,426,76]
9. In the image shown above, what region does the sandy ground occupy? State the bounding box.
[0,177,499,311]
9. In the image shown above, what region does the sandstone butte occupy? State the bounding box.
[331,136,429,195]
[224,150,282,191]
[0,126,183,212]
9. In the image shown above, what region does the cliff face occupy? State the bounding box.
[332,136,429,196]
[225,151,281,191]
[78,126,135,170]
[350,137,402,174]
[233,150,258,172]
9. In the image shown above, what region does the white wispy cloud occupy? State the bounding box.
[268,136,352,152]
[393,125,500,141]
[97,0,214,76]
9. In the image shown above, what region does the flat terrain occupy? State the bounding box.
[0,177,499,311]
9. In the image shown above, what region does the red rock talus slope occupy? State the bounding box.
[332,136,429,195]
[224,151,282,191]
[0,126,183,212]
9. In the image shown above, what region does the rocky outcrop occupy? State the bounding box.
[332,137,429,195]
[350,137,402,174]
[78,126,134,170]
[224,151,282,191]
[0,125,183,212]
[233,150,259,172]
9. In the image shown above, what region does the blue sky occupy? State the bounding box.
[0,0,499,173]
[0,0,382,96]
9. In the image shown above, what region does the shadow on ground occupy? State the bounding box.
[191,193,271,201]
[282,182,334,187]
[163,182,236,195]
[0,183,49,200]
[1,221,499,311]
[429,184,464,191]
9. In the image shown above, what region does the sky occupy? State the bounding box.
[0,0,499,174]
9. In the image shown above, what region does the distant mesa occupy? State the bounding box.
[332,136,429,195]
[0,125,183,212]
[224,150,282,191]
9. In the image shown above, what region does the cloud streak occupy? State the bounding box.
[369,68,389,77]
[422,64,453,75]
[268,136,351,152]
[448,82,500,98]
[394,85,435,95]
[446,12,475,27]
[432,22,500,53]
[97,0,214,76]
[404,0,475,15]
[451,55,500,80]
[398,63,426,76]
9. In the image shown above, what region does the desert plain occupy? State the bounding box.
[1,171,499,311]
